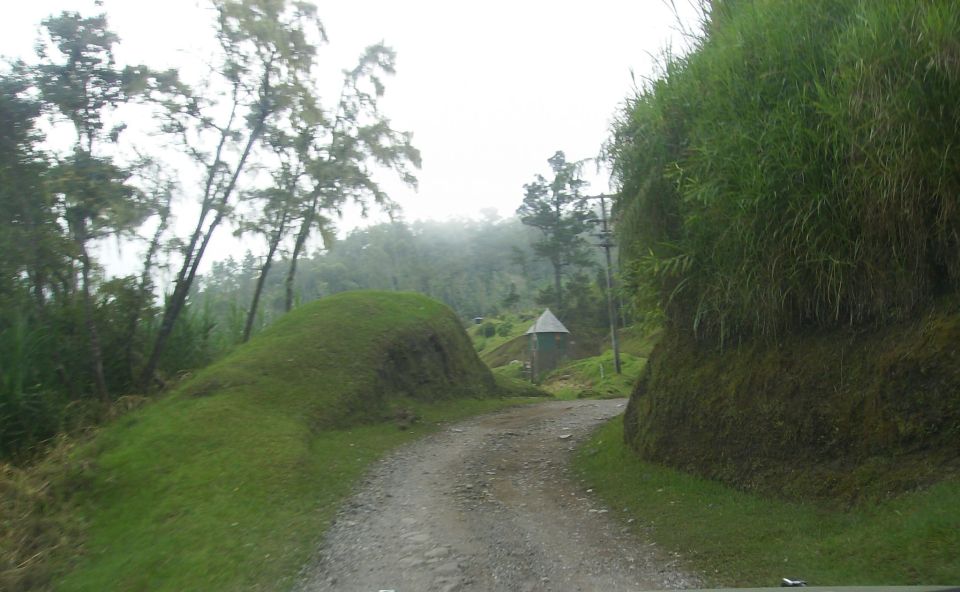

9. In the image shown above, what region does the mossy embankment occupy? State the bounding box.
[5,291,538,591]
[577,419,960,586]
[598,0,960,581]
[607,0,960,502]
[625,300,960,503]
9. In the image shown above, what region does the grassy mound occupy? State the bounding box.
[624,300,960,504]
[468,313,534,359]
[25,291,524,591]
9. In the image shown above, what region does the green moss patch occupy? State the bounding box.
[624,301,960,504]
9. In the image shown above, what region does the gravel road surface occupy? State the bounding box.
[295,398,701,592]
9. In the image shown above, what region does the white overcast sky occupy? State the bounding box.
[1,0,701,271]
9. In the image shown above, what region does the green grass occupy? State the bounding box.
[36,291,539,591]
[617,325,661,358]
[488,325,656,400]
[610,0,960,343]
[492,369,549,399]
[468,313,533,358]
[541,349,646,399]
[58,396,537,592]
[575,418,960,587]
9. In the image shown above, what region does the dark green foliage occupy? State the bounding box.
[609,0,960,343]
[517,151,597,311]
[0,1,419,459]
[500,282,521,310]
[0,52,214,454]
[194,217,560,328]
[0,317,66,456]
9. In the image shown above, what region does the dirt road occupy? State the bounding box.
[295,399,701,592]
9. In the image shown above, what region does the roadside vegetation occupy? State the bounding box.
[542,350,645,400]
[6,0,958,588]
[610,0,960,342]
[1,292,542,591]
[608,0,960,488]
[479,317,661,400]
[467,312,534,359]
[589,0,960,583]
[540,324,663,400]
[577,419,960,586]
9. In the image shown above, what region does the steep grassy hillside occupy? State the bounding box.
[481,334,528,368]
[625,300,960,503]
[6,291,533,591]
[594,0,960,579]
[607,0,960,503]
[609,0,960,343]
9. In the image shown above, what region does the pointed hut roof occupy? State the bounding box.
[525,309,570,334]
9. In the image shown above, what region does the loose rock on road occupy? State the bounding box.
[295,399,701,592]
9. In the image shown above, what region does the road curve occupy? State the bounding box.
[294,399,701,592]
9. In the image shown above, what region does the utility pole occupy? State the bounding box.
[590,194,622,374]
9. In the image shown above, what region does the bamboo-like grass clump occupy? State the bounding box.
[608,0,960,344]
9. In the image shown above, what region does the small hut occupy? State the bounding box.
[525,309,570,382]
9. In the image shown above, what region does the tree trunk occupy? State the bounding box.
[242,253,273,343]
[140,115,266,390]
[553,189,563,310]
[553,260,563,311]
[285,194,318,312]
[125,201,170,386]
[243,211,288,342]
[79,240,109,402]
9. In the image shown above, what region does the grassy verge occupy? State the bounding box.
[575,418,960,587]
[56,395,538,592]
[541,349,646,400]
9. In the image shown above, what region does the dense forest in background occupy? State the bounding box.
[192,215,614,347]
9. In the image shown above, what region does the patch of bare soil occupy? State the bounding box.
[294,399,701,592]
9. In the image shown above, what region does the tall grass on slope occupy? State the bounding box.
[608,0,960,344]
[42,291,512,591]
